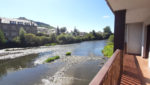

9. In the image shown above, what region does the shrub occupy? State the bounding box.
[102,35,114,57]
[0,29,6,44]
[19,27,26,44]
[51,43,57,46]
[13,36,20,44]
[102,45,113,58]
[24,33,37,46]
[66,52,71,56]
[44,43,57,46]
[45,56,60,63]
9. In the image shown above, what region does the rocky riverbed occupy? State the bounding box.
[0,40,108,85]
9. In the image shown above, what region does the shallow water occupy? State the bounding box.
[0,40,107,85]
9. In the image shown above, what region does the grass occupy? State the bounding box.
[66,52,71,56]
[45,56,60,63]
[44,43,57,46]
[50,43,57,46]
[5,49,10,51]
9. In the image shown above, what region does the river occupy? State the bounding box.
[0,40,107,85]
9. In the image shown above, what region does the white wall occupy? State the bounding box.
[126,23,142,54]
[141,25,147,57]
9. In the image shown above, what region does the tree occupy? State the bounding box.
[19,27,26,44]
[0,29,6,45]
[60,27,67,33]
[73,27,80,36]
[103,26,112,39]
[92,30,97,39]
[50,33,57,43]
[104,26,112,34]
[56,26,60,35]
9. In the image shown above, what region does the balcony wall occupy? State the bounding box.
[89,49,123,85]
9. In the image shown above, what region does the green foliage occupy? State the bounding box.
[107,35,114,45]
[0,29,6,44]
[49,33,57,43]
[56,26,60,35]
[66,52,71,56]
[102,35,114,57]
[2,25,113,48]
[60,27,67,33]
[104,26,112,34]
[102,45,114,58]
[13,36,20,44]
[19,27,26,44]
[45,56,60,63]
[44,43,57,46]
[103,26,112,39]
[73,28,80,36]
[24,33,38,46]
[57,34,75,44]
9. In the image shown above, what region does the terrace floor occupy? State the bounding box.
[120,54,150,85]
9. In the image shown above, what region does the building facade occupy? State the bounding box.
[0,17,37,41]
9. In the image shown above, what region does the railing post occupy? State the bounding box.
[118,50,123,84]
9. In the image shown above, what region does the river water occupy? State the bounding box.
[0,40,107,85]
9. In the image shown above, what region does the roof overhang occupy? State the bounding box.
[106,0,150,23]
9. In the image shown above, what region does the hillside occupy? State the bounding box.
[18,17,56,29]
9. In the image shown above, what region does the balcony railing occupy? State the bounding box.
[89,49,123,85]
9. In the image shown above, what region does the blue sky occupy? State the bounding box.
[0,0,114,32]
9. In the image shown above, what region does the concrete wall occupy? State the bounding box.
[126,23,142,54]
[0,23,37,41]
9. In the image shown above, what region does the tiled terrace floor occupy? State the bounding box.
[120,54,150,85]
[136,56,150,85]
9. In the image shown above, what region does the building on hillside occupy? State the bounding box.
[0,17,37,41]
[37,27,56,35]
[90,0,150,85]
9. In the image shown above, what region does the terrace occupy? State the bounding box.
[90,50,150,85]
[90,0,150,84]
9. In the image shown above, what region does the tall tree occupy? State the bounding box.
[103,26,112,34]
[56,26,60,35]
[60,27,67,33]
[19,27,26,44]
[0,29,6,45]
[103,26,112,39]
[73,27,79,36]
[92,30,96,36]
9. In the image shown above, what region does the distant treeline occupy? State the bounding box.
[0,26,113,49]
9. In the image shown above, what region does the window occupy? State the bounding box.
[10,21,16,24]
[25,23,30,25]
[18,22,23,25]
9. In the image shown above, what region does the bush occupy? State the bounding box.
[57,34,75,44]
[51,43,57,46]
[102,45,113,58]
[19,27,26,44]
[13,36,20,44]
[44,43,57,46]
[0,29,6,44]
[45,56,60,63]
[66,52,71,56]
[102,35,114,57]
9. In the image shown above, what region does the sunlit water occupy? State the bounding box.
[0,40,107,85]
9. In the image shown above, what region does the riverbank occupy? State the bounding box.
[0,40,106,60]
[0,40,107,85]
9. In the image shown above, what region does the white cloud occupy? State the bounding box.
[102,15,110,18]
